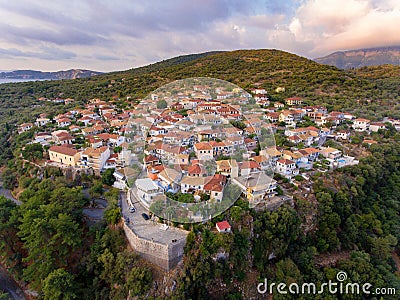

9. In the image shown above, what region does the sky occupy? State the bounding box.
[0,0,399,72]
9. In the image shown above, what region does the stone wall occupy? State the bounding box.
[122,222,185,270]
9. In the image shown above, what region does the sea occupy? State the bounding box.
[0,78,48,84]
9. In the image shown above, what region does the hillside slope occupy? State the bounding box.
[0,49,399,124]
[315,46,400,69]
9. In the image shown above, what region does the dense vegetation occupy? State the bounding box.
[0,164,153,299]
[174,140,400,299]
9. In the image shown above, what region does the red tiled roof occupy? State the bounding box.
[194,142,213,150]
[144,155,159,163]
[240,161,260,169]
[188,164,206,175]
[216,221,231,231]
[277,159,295,165]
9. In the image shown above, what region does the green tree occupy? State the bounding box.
[18,209,82,288]
[125,266,152,296]
[156,99,168,109]
[2,168,17,189]
[113,146,122,153]
[22,143,43,161]
[102,168,116,186]
[42,268,76,300]
[104,207,121,225]
[89,181,103,198]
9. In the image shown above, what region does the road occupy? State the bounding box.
[0,265,25,300]
[0,175,25,299]
[0,177,21,206]
[120,192,188,246]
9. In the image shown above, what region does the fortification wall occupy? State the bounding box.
[123,222,185,270]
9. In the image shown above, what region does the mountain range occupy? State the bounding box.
[0,69,103,80]
[315,46,400,69]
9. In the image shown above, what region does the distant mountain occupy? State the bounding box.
[0,69,103,80]
[315,46,400,69]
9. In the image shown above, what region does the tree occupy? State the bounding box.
[0,196,21,261]
[0,291,9,300]
[42,268,76,300]
[22,143,43,162]
[104,207,121,225]
[156,99,168,109]
[178,193,195,203]
[18,197,82,288]
[2,168,16,189]
[229,120,246,130]
[113,146,122,153]
[89,181,103,199]
[125,266,152,296]
[102,168,116,186]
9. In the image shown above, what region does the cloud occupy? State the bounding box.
[285,0,400,55]
[0,47,76,60]
[0,0,399,71]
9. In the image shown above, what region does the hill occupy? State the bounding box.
[315,46,400,69]
[0,49,399,134]
[0,69,103,80]
[2,48,398,165]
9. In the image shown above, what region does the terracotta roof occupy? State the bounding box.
[251,155,268,163]
[277,159,295,165]
[144,155,159,163]
[240,161,260,169]
[216,221,231,231]
[354,118,371,123]
[363,139,377,144]
[204,182,223,192]
[82,146,109,157]
[188,164,206,175]
[194,142,213,151]
[49,145,79,156]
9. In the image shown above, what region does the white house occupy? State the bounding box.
[369,122,386,132]
[113,171,127,190]
[18,123,33,133]
[336,130,350,140]
[158,168,182,193]
[180,176,206,193]
[232,172,277,206]
[276,159,299,179]
[81,146,111,171]
[320,147,342,160]
[56,118,72,127]
[352,118,370,132]
[35,117,51,127]
[216,221,231,233]
[194,142,213,160]
[135,178,164,207]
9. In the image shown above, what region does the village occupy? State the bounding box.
[18,87,399,194]
[15,82,400,269]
